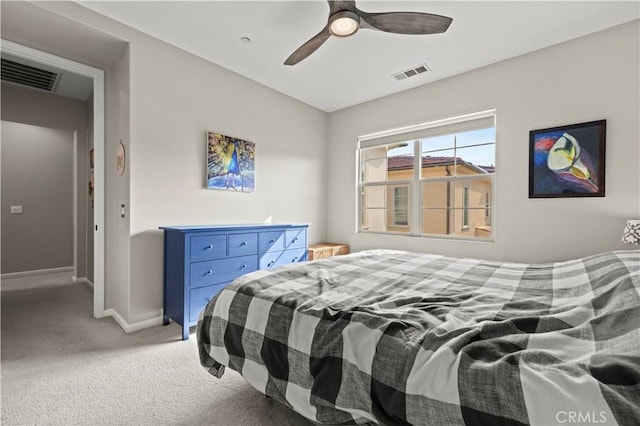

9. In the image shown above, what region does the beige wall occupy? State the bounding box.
[1,122,73,273]
[1,83,91,277]
[328,20,640,262]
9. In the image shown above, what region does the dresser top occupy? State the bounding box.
[159,223,308,233]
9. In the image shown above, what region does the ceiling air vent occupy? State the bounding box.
[392,63,430,81]
[1,58,59,92]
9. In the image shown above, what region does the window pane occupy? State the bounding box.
[362,158,387,183]
[453,179,492,238]
[362,185,411,233]
[420,149,456,179]
[453,179,492,209]
[392,186,409,226]
[422,181,450,209]
[421,134,455,153]
[422,209,450,235]
[361,146,387,161]
[361,143,414,183]
[387,144,414,181]
[362,185,386,208]
[362,208,386,232]
[456,127,496,148]
[387,142,413,156]
[456,144,495,175]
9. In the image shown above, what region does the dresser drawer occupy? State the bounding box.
[190,255,258,288]
[286,229,307,249]
[228,233,258,256]
[190,235,226,260]
[189,254,258,288]
[260,248,307,270]
[189,283,228,322]
[259,231,285,253]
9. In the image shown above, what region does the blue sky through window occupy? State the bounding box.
[387,127,496,168]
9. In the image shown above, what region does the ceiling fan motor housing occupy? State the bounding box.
[329,11,361,37]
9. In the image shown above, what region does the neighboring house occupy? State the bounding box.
[362,152,494,238]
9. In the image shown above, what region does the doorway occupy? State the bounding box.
[1,39,106,318]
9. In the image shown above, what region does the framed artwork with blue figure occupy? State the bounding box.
[529,120,606,198]
[206,132,255,192]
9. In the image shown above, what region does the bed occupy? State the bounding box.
[197,249,640,425]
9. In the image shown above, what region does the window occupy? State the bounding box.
[485,192,490,220]
[462,185,470,230]
[393,186,409,226]
[358,110,496,240]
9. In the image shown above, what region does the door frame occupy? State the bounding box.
[1,39,106,318]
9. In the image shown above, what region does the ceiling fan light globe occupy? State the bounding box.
[329,11,360,37]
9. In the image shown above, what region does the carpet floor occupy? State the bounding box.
[1,282,314,425]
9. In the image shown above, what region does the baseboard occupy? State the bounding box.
[1,267,74,292]
[103,308,164,334]
[2,266,73,280]
[72,276,95,290]
[83,279,94,290]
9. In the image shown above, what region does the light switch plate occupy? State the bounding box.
[10,206,23,214]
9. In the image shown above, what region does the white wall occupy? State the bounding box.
[1,122,74,273]
[327,20,640,262]
[126,25,328,324]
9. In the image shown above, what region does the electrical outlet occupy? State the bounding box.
[10,206,23,214]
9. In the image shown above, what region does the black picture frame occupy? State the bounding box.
[529,120,606,198]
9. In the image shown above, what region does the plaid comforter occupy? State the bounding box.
[197,250,640,425]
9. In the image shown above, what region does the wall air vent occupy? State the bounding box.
[392,63,430,81]
[1,58,59,92]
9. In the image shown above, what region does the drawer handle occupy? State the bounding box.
[293,237,299,242]
[269,239,276,243]
[205,245,213,249]
[268,261,275,267]
[241,264,247,269]
[292,256,299,262]
[206,270,213,275]
[241,241,247,246]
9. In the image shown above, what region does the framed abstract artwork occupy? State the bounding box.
[206,132,255,192]
[529,120,606,198]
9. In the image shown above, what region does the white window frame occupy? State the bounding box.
[356,109,496,241]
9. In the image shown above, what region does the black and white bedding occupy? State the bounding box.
[197,249,640,425]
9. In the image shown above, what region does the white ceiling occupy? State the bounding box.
[78,1,639,112]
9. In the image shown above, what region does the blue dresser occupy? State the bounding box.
[159,224,308,340]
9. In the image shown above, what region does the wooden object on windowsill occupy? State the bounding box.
[308,243,349,260]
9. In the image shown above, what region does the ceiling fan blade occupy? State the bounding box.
[328,0,356,15]
[284,25,332,66]
[358,11,452,35]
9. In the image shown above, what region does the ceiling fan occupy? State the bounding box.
[284,0,453,66]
